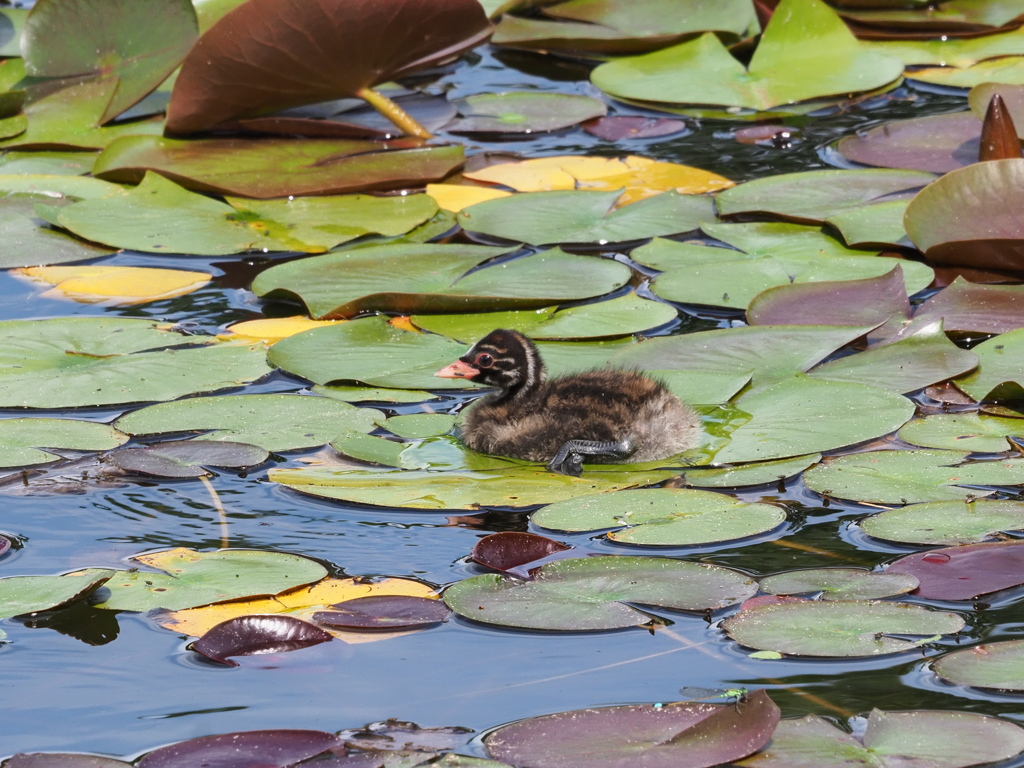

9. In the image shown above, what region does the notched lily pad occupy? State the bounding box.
[934,639,1024,691]
[191,614,332,666]
[0,569,114,619]
[759,568,919,601]
[861,500,1024,545]
[887,540,1024,600]
[104,440,269,478]
[899,413,1023,452]
[0,418,128,468]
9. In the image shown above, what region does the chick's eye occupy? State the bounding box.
[475,353,494,368]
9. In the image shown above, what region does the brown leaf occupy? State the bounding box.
[980,94,1023,162]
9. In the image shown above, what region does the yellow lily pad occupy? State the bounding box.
[14,265,211,305]
[426,183,512,212]
[463,154,732,204]
[221,316,342,344]
[155,576,438,644]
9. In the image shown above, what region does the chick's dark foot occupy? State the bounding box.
[547,439,634,477]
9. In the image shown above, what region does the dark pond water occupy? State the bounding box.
[2,46,1024,762]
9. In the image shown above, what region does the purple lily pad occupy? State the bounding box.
[887,540,1024,600]
[0,534,10,558]
[909,277,1024,335]
[471,531,573,574]
[105,440,269,479]
[485,690,780,768]
[836,111,981,173]
[582,116,689,140]
[137,729,343,768]
[312,595,451,630]
[191,615,333,666]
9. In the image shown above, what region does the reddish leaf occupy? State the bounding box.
[485,690,779,768]
[166,0,491,134]
[980,94,1023,162]
[0,534,10,558]
[909,278,1024,336]
[740,594,808,611]
[312,595,450,630]
[191,614,333,666]
[887,540,1024,600]
[582,116,688,141]
[733,123,798,146]
[836,112,980,173]
[471,531,572,574]
[138,730,342,768]
[93,135,464,198]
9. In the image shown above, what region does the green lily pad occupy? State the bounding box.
[681,454,821,488]
[313,385,438,404]
[609,325,872,393]
[652,371,750,406]
[0,569,114,619]
[105,440,269,478]
[910,58,1024,89]
[0,173,123,199]
[0,317,271,409]
[826,199,914,249]
[0,418,128,468]
[448,92,606,134]
[809,321,979,395]
[713,376,915,464]
[716,168,935,222]
[759,568,919,601]
[227,193,438,253]
[803,449,1024,503]
[412,292,678,341]
[591,0,903,112]
[114,394,383,452]
[641,232,931,311]
[330,430,416,470]
[57,172,284,256]
[96,548,329,612]
[93,135,465,198]
[722,600,964,657]
[22,0,197,124]
[270,463,683,510]
[532,488,786,546]
[383,414,457,439]
[457,189,715,245]
[955,327,1024,400]
[253,245,631,319]
[865,27,1024,68]
[904,159,1024,270]
[0,194,116,269]
[899,413,1024,452]
[934,640,1024,690]
[737,711,1024,768]
[0,76,165,151]
[861,500,1024,545]
[0,151,97,176]
[444,555,757,631]
[843,2,1024,32]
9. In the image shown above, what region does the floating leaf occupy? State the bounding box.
[722,600,964,657]
[457,189,715,245]
[934,640,1024,691]
[470,532,572,573]
[899,413,1023,452]
[681,454,821,488]
[96,548,328,612]
[803,450,1024,504]
[444,556,757,631]
[0,418,127,468]
[911,278,1024,336]
[0,317,271,409]
[713,376,915,464]
[22,0,198,124]
[221,317,341,345]
[412,292,678,342]
[583,116,689,140]
[955,327,1024,400]
[533,489,786,546]
[0,194,116,269]
[448,92,606,134]
[1,755,132,768]
[104,440,269,478]
[716,168,935,222]
[591,0,903,112]
[252,244,631,319]
[313,595,451,630]
[314,385,437,404]
[191,615,332,666]
[861,500,1024,545]
[737,710,1024,768]
[836,111,980,174]
[759,568,919,601]
[157,577,437,638]
[0,569,114,619]
[910,58,1024,89]
[426,183,512,212]
[114,394,383,453]
[887,540,1024,600]
[904,159,1024,269]
[14,265,212,305]
[136,730,342,768]
[93,136,465,198]
[165,0,491,134]
[384,414,457,439]
[486,691,779,768]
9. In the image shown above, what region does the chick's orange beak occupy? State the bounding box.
[435,359,479,379]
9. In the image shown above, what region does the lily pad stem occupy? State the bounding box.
[357,87,432,139]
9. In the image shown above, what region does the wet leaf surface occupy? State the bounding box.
[191,614,333,666]
[485,690,779,768]
[470,531,572,572]
[934,639,1024,690]
[759,568,919,601]
[448,92,605,134]
[835,111,981,172]
[681,454,821,488]
[0,418,127,468]
[888,540,1024,600]
[0,569,114,619]
[582,116,689,141]
[137,729,342,768]
[955,326,1024,401]
[861,500,1024,545]
[104,440,269,478]
[313,595,451,630]
[444,555,757,631]
[899,413,1024,452]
